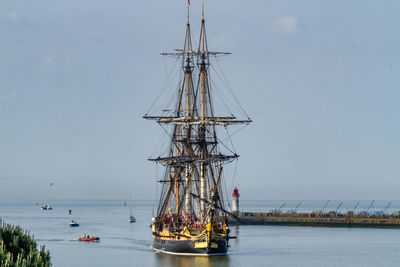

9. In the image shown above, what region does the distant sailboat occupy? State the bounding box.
[128,195,136,223]
[129,214,136,223]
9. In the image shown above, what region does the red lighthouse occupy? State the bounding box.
[232,187,239,212]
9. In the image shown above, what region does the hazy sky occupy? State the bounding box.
[1,0,399,201]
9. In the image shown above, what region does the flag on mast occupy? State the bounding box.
[188,0,190,5]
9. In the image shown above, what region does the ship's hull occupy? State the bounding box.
[153,237,228,256]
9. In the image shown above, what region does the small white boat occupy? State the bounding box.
[128,195,136,223]
[70,220,79,227]
[41,204,52,210]
[128,214,136,223]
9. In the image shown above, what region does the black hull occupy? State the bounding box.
[153,238,228,256]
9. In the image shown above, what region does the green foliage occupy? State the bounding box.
[0,219,51,267]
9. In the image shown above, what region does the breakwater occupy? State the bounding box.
[229,211,400,228]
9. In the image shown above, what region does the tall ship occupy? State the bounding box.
[145,4,251,256]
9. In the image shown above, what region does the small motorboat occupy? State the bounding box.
[77,235,100,242]
[70,220,79,227]
[41,204,52,210]
[128,214,136,223]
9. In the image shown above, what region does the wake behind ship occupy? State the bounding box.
[144,5,251,256]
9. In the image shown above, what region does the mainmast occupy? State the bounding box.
[183,5,193,217]
[186,6,191,118]
[199,3,207,221]
[201,4,206,121]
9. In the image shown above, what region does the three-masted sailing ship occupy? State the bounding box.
[145,5,251,256]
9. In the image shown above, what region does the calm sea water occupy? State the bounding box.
[1,199,400,266]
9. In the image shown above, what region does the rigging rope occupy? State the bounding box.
[225,127,237,154]
[207,24,232,57]
[156,163,159,207]
[214,56,251,119]
[146,57,180,115]
[208,74,234,115]
[148,125,168,160]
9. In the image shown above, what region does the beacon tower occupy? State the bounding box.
[232,187,240,213]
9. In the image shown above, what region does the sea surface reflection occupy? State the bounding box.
[154,253,230,267]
